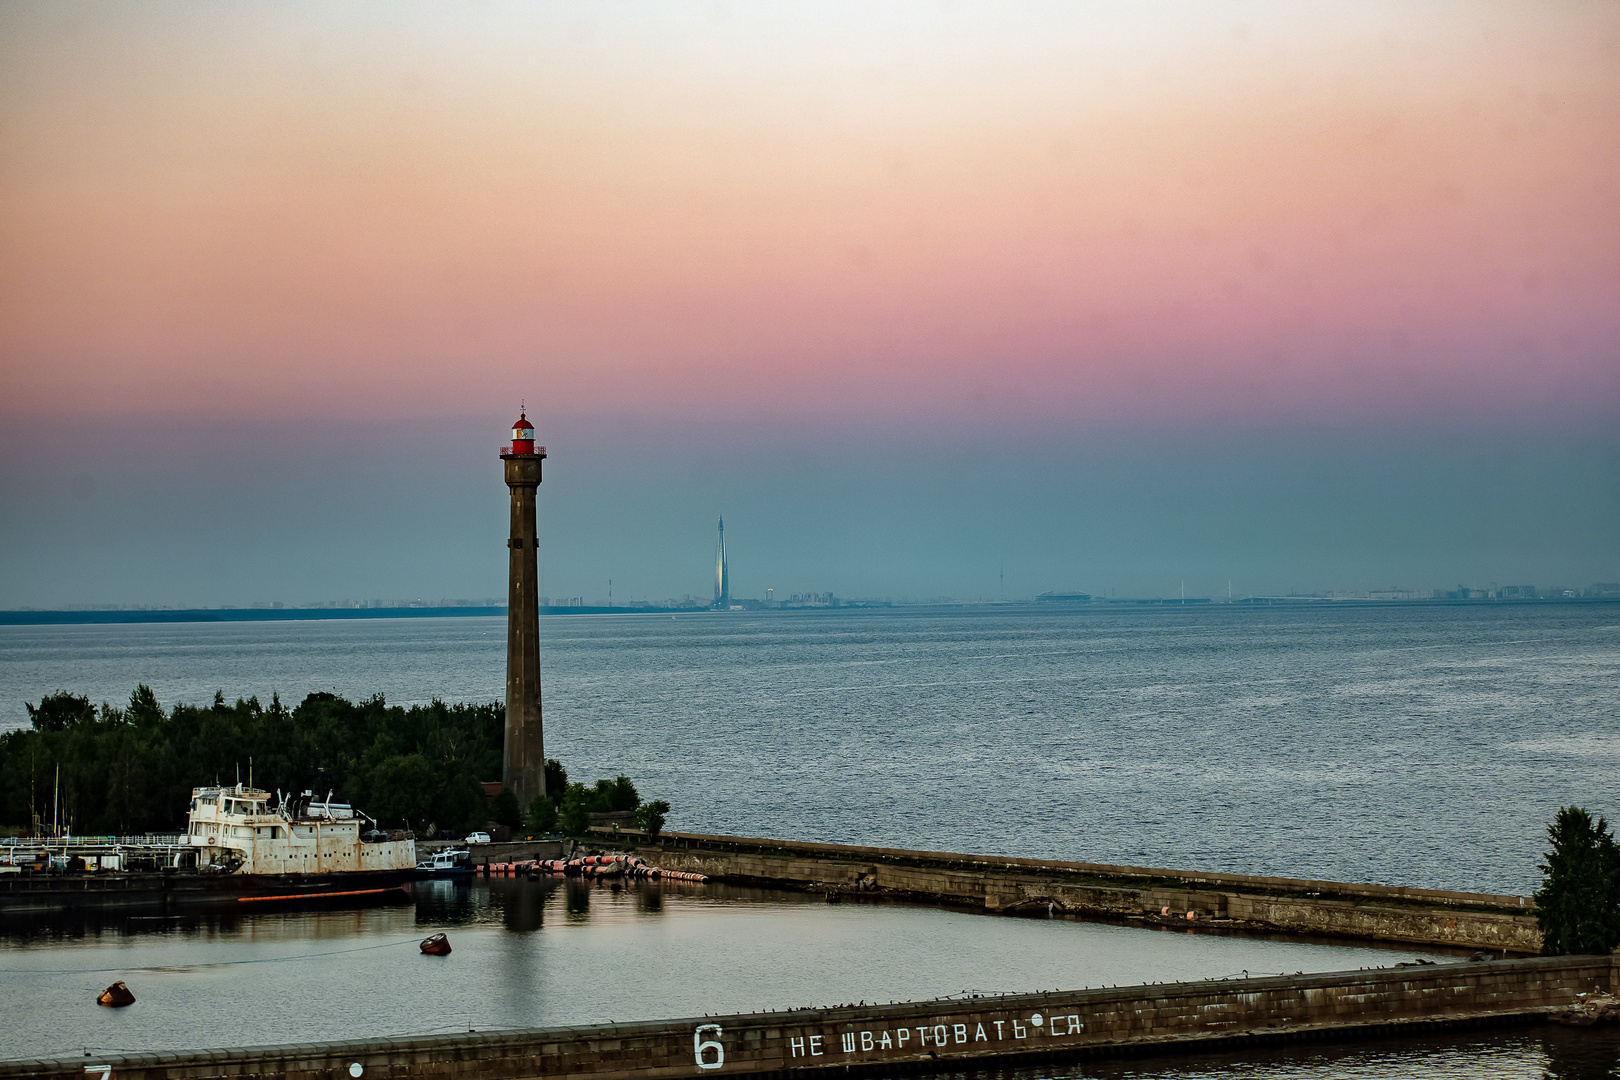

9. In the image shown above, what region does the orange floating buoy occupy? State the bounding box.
[420,933,452,956]
[98,981,135,1007]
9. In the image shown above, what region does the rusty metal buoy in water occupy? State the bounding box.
[98,981,135,1007]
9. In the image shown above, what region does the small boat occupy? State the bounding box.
[414,849,475,879]
[420,933,451,956]
[97,981,135,1007]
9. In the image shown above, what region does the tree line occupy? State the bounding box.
[1,687,666,839]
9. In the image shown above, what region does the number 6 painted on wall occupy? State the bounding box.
[693,1023,724,1070]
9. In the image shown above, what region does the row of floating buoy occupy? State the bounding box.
[484,861,540,876]
[480,854,705,883]
[585,855,707,882]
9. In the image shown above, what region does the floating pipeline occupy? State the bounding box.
[13,954,1616,1080]
[478,854,705,883]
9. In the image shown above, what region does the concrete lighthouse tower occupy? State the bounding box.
[501,411,546,808]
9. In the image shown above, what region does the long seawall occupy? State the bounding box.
[613,831,1542,952]
[9,955,1612,1079]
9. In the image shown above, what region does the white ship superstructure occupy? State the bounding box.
[185,784,415,876]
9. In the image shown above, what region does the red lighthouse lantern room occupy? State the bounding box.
[510,412,535,455]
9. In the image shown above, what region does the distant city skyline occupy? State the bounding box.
[10,581,1620,615]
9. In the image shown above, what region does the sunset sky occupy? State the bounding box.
[2,1,1617,606]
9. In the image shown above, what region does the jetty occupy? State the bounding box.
[601,830,1544,953]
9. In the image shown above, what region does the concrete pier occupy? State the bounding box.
[609,830,1544,952]
[8,955,1613,1079]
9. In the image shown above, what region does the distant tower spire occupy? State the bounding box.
[715,517,730,608]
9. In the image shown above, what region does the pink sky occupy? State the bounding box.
[3,1,1618,429]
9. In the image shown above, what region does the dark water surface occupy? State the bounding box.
[0,877,1468,1062]
[961,1025,1620,1078]
[3,605,1617,893]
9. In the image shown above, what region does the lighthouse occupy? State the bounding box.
[501,411,546,808]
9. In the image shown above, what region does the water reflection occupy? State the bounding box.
[564,878,591,922]
[1543,1025,1620,1080]
[503,880,549,933]
[947,1023,1620,1079]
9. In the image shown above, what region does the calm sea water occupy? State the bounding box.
[3,605,1617,893]
[0,878,1614,1075]
[0,878,1465,1062]
[3,605,1619,1075]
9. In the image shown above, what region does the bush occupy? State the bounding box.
[634,800,670,839]
[1534,805,1620,955]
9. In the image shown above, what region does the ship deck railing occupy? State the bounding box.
[1,835,187,857]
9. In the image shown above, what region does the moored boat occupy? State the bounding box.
[183,784,416,893]
[414,849,475,879]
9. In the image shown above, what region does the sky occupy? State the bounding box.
[2,0,1617,606]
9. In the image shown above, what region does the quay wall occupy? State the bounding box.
[617,831,1542,952]
[9,955,1613,1080]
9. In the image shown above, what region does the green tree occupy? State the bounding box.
[103,728,147,835]
[0,688,671,843]
[491,789,522,829]
[605,775,641,812]
[436,772,489,836]
[127,685,165,729]
[26,692,95,732]
[1534,805,1620,955]
[366,753,436,832]
[558,782,595,837]
[544,758,568,798]
[633,800,670,839]
[526,795,558,834]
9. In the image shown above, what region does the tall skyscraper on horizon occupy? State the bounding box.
[714,516,730,608]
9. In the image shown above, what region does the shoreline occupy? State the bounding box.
[5,595,1617,626]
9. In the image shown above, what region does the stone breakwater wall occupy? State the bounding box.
[617,831,1542,952]
[8,956,1613,1080]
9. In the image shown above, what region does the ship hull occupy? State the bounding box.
[0,868,416,915]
